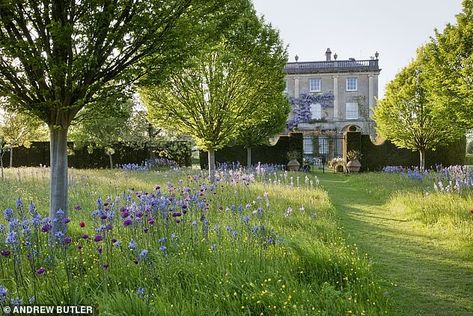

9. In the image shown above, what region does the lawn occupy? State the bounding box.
[315,170,473,316]
[0,168,389,315]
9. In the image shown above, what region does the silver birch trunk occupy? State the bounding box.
[0,152,3,180]
[50,126,69,235]
[108,153,113,169]
[247,147,252,168]
[419,149,426,172]
[208,149,216,183]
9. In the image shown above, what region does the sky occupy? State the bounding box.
[252,0,463,98]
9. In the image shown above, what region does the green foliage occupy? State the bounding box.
[0,110,47,149]
[374,47,466,169]
[287,150,301,161]
[425,0,473,128]
[141,7,288,152]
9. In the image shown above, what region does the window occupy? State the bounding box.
[319,136,329,154]
[346,77,358,91]
[310,103,322,120]
[346,102,359,120]
[303,136,314,154]
[309,78,321,92]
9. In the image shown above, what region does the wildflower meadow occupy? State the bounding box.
[0,167,389,315]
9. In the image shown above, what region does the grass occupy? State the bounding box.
[0,168,389,315]
[315,170,473,315]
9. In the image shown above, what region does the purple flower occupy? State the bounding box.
[101,263,109,270]
[29,202,36,215]
[1,250,10,257]
[74,204,82,211]
[148,218,155,225]
[242,216,250,223]
[41,224,51,233]
[172,212,182,217]
[159,245,167,253]
[82,234,89,240]
[36,267,46,275]
[63,218,70,224]
[64,236,72,244]
[94,235,103,242]
[123,218,132,226]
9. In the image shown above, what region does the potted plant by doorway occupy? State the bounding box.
[346,150,362,173]
[286,150,301,171]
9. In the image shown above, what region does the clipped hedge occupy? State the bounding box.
[2,141,192,169]
[357,134,466,171]
[199,133,303,169]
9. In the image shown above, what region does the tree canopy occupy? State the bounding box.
[140,7,287,180]
[374,48,466,170]
[425,0,473,127]
[0,0,247,233]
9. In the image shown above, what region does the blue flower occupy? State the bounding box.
[16,198,23,209]
[4,208,13,221]
[5,231,17,245]
[29,202,36,215]
[54,231,65,241]
[11,296,21,306]
[0,286,7,303]
[159,245,167,253]
[158,237,167,244]
[129,240,137,250]
[29,296,35,304]
[137,287,145,297]
[139,250,149,260]
[242,216,250,223]
[55,209,65,218]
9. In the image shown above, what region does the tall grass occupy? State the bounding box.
[0,168,389,315]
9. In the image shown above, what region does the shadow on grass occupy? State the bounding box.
[316,172,473,316]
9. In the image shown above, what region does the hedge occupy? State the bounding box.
[354,133,467,171]
[0,141,192,169]
[199,133,303,169]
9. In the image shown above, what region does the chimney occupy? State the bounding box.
[325,48,332,61]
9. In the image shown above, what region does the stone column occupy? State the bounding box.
[368,75,374,118]
[333,76,339,120]
[294,77,300,97]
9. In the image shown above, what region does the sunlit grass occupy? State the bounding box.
[0,168,389,315]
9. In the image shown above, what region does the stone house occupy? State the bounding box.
[284,48,381,161]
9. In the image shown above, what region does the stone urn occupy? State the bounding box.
[346,159,361,173]
[287,159,300,171]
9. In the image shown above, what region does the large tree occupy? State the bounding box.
[426,0,473,128]
[0,0,243,233]
[374,48,466,171]
[140,9,287,181]
[237,95,290,167]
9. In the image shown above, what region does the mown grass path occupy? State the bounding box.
[316,171,473,316]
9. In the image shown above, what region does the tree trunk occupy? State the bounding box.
[208,149,216,183]
[247,147,252,168]
[108,153,113,169]
[419,148,426,172]
[9,147,12,168]
[0,152,3,181]
[50,126,69,235]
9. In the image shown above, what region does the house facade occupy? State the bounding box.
[284,48,381,161]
